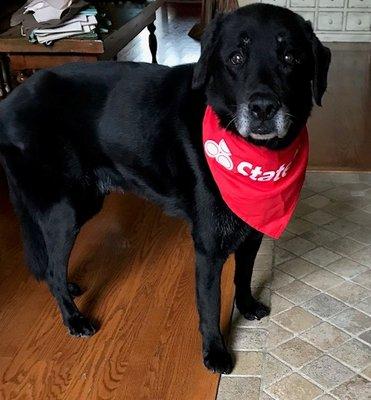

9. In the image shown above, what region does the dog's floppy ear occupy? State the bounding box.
[192,13,224,89]
[306,22,331,106]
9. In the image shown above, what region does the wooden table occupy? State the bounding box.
[0,0,165,98]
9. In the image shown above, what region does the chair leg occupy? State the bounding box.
[148,22,158,64]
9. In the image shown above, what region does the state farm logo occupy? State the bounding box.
[204,139,296,182]
[204,139,234,170]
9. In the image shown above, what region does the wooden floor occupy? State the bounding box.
[0,173,235,399]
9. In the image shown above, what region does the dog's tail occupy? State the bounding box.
[5,177,49,280]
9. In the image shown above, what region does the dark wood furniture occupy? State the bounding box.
[0,0,165,98]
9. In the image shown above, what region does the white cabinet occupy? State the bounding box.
[248,0,371,41]
[346,12,371,30]
[318,11,343,29]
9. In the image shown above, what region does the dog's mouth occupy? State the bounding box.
[235,104,291,142]
[249,132,278,140]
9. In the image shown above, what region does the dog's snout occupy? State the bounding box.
[248,93,280,121]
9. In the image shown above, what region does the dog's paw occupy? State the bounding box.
[203,346,234,374]
[68,282,84,297]
[67,315,96,337]
[240,300,270,321]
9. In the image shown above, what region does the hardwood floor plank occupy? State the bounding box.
[0,180,235,399]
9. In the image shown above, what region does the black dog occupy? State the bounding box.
[0,4,330,373]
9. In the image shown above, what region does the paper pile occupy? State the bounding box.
[11,0,99,45]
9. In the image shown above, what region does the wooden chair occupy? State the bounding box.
[0,0,165,98]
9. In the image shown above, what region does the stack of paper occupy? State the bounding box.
[29,9,98,44]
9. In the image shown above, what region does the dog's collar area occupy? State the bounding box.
[202,105,309,239]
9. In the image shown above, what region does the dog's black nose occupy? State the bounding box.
[248,93,280,121]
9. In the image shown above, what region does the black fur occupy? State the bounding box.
[0,4,330,373]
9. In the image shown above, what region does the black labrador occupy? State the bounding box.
[0,4,330,373]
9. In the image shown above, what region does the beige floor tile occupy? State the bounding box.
[217,377,261,400]
[272,307,321,333]
[229,328,268,351]
[331,376,371,400]
[254,254,274,269]
[302,210,337,226]
[302,194,332,209]
[345,210,371,227]
[274,248,296,265]
[359,329,371,345]
[346,197,371,210]
[229,351,263,376]
[330,339,371,370]
[323,219,360,236]
[271,338,322,368]
[302,355,355,389]
[316,395,338,400]
[278,230,296,242]
[325,258,368,279]
[262,353,292,388]
[266,321,294,350]
[278,237,317,256]
[301,322,350,351]
[355,297,371,315]
[322,201,356,218]
[301,227,341,245]
[325,237,367,257]
[322,187,354,201]
[259,240,274,255]
[352,270,371,289]
[352,246,371,267]
[261,391,275,400]
[304,175,335,192]
[267,373,322,400]
[270,293,294,316]
[271,271,295,290]
[301,269,344,290]
[302,247,342,267]
[300,188,316,199]
[275,280,320,304]
[361,365,371,379]
[302,293,348,318]
[252,268,272,287]
[327,282,370,305]
[340,182,371,191]
[329,308,371,335]
[277,257,320,279]
[286,218,316,235]
[294,202,317,218]
[347,227,371,245]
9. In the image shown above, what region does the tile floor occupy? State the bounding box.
[217,172,371,400]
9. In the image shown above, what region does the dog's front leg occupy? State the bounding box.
[234,235,270,320]
[194,248,233,374]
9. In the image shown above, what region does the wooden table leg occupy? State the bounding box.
[148,22,158,64]
[0,55,11,99]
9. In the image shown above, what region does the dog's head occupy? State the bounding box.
[193,4,331,149]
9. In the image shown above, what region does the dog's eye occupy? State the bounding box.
[230,52,244,65]
[284,53,300,65]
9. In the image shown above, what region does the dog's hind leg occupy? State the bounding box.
[17,197,95,336]
[38,199,96,337]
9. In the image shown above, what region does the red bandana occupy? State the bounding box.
[203,106,309,239]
